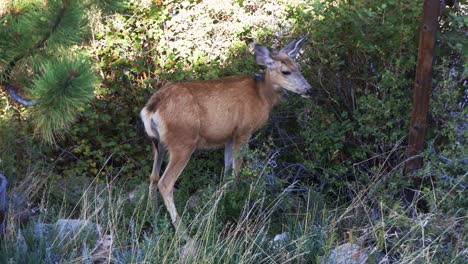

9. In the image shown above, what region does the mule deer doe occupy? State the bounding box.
[141,36,312,238]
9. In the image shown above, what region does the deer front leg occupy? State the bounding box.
[224,139,233,177]
[233,135,250,181]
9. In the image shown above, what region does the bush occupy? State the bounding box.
[1,0,466,263]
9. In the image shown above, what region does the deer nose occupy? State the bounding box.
[301,88,313,99]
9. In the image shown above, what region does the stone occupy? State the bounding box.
[92,234,113,263]
[273,232,289,243]
[321,243,368,264]
[33,219,103,262]
[55,219,102,240]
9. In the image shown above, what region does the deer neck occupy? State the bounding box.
[255,72,282,108]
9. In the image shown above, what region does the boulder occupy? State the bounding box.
[35,219,101,244]
[32,219,103,263]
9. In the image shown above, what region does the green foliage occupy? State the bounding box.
[28,56,97,143]
[0,0,101,143]
[0,0,89,78]
[1,0,466,263]
[42,0,292,182]
[281,0,465,206]
[422,56,467,214]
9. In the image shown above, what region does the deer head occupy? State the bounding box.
[254,35,312,98]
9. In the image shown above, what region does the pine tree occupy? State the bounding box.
[0,0,116,143]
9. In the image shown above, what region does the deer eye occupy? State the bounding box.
[281,70,291,75]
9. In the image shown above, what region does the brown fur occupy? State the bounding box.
[145,75,281,149]
[140,42,312,241]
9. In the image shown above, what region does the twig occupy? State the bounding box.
[4,83,37,107]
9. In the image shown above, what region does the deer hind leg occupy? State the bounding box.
[149,139,166,210]
[149,139,166,192]
[158,146,194,240]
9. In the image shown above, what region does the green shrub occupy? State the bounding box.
[1,1,466,262]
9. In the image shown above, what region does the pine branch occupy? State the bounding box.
[1,0,74,107]
[1,1,96,143]
[1,1,70,82]
[30,56,97,143]
[32,2,68,51]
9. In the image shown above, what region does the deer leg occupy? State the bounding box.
[149,140,166,209]
[149,141,163,191]
[233,135,250,180]
[156,145,166,177]
[158,147,193,240]
[224,140,233,177]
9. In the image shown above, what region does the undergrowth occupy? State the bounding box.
[0,0,466,263]
[0,147,465,263]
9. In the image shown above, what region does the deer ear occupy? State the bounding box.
[254,44,274,68]
[280,34,308,58]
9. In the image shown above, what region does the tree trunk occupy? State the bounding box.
[404,0,440,176]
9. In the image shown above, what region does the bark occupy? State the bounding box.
[404,0,440,175]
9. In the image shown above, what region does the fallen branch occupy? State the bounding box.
[4,83,37,107]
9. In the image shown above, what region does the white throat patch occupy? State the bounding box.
[273,84,282,91]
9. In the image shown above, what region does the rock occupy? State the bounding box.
[34,222,54,239]
[270,232,289,251]
[273,232,289,243]
[321,243,368,264]
[55,219,102,240]
[92,234,113,263]
[33,219,103,262]
[35,219,101,242]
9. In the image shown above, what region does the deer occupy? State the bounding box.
[140,36,312,240]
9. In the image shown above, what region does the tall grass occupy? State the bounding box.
[0,155,465,263]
